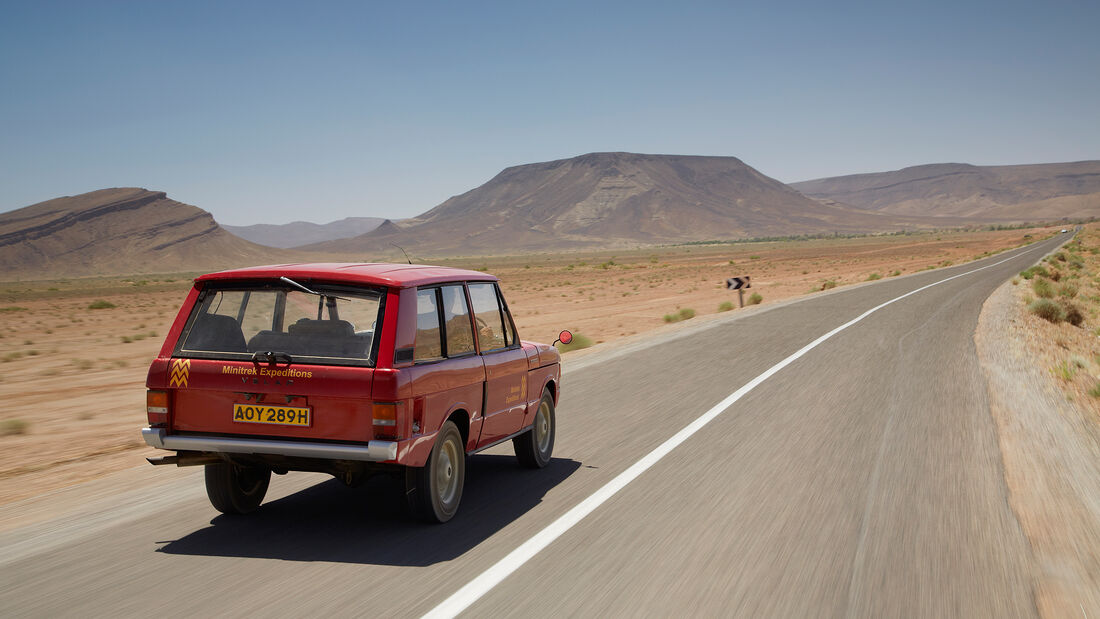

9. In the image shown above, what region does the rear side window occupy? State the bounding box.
[441,285,475,356]
[414,289,443,362]
[468,282,517,351]
[415,285,476,362]
[176,283,384,366]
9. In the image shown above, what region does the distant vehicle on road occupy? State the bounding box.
[142,263,565,523]
[1062,229,1069,233]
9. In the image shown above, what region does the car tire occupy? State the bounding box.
[513,390,555,469]
[406,420,465,523]
[204,462,271,515]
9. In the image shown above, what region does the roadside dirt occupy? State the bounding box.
[976,267,1100,617]
[0,227,1057,505]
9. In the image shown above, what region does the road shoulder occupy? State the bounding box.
[976,278,1100,617]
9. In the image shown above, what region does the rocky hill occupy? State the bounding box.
[307,152,944,256]
[791,161,1100,220]
[0,188,288,280]
[223,216,387,248]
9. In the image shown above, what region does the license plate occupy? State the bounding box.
[232,403,311,427]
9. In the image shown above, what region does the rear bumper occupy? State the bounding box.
[141,427,398,462]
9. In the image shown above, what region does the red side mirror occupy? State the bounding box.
[555,330,573,346]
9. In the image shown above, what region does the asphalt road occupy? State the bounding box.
[0,232,1070,618]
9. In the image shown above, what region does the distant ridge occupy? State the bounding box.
[791,161,1100,220]
[0,188,288,280]
[306,152,945,256]
[224,216,387,248]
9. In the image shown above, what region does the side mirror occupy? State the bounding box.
[554,330,573,346]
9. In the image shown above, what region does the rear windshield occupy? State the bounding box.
[175,282,384,366]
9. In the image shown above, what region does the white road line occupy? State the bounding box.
[423,241,1051,619]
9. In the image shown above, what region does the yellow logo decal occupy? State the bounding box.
[169,358,190,388]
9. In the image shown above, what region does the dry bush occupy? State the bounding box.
[1060,301,1085,327]
[1029,298,1065,323]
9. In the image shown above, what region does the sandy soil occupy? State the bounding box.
[0,227,1057,504]
[977,272,1100,618]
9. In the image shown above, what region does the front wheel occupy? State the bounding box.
[406,421,465,523]
[204,462,271,514]
[514,390,555,468]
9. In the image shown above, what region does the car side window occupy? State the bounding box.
[441,285,475,356]
[414,289,443,362]
[468,282,511,352]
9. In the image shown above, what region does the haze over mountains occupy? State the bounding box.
[1,153,1096,280]
[792,161,1100,220]
[224,217,387,248]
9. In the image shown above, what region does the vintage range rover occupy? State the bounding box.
[142,263,566,523]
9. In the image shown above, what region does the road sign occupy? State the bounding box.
[726,276,750,290]
[727,275,751,308]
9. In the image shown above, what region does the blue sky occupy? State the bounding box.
[2,0,1097,225]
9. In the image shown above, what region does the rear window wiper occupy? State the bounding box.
[280,277,349,301]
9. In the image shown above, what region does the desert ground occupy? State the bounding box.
[0,226,1065,504]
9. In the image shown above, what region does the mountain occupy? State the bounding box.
[791,161,1100,220]
[223,217,387,248]
[306,152,944,256]
[0,188,289,280]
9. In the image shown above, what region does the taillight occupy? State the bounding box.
[372,402,403,439]
[147,390,169,426]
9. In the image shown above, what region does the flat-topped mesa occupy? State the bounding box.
[307,152,925,256]
[792,161,1100,218]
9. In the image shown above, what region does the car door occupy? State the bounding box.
[407,285,485,450]
[468,282,529,448]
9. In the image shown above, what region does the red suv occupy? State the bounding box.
[142,263,564,523]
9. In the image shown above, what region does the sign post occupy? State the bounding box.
[726,276,751,307]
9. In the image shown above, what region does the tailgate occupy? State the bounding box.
[170,359,375,442]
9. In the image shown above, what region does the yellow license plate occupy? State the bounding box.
[232,404,311,427]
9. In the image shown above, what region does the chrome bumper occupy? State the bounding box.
[141,427,398,462]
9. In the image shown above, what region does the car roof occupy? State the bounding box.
[195,263,499,289]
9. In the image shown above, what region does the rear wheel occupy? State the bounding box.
[406,421,465,523]
[514,390,555,468]
[204,462,271,514]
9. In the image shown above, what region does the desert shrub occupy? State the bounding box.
[0,306,27,313]
[1032,278,1054,299]
[1028,298,1065,323]
[678,308,696,320]
[663,314,678,323]
[1060,301,1085,326]
[821,280,837,290]
[748,292,763,305]
[556,332,593,352]
[866,273,882,281]
[718,301,734,312]
[890,270,901,277]
[1068,257,1085,270]
[1054,361,1075,381]
[1048,269,1063,282]
[1057,282,1079,298]
[1089,383,1100,398]
[88,300,116,310]
[1021,266,1050,280]
[1,419,28,436]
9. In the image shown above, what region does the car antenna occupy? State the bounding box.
[391,243,412,264]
